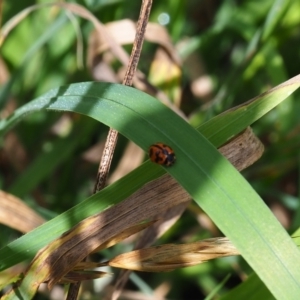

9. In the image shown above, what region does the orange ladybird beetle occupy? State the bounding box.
[149,143,176,166]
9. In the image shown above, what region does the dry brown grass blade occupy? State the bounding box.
[24,217,157,289]
[0,190,45,233]
[90,19,180,65]
[92,220,158,253]
[60,270,111,284]
[107,237,239,272]
[42,173,185,289]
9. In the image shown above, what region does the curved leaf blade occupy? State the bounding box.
[1,78,300,299]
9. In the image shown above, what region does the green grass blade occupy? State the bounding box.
[220,273,275,300]
[1,79,300,299]
[200,74,300,146]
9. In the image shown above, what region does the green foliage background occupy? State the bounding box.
[1,0,300,299]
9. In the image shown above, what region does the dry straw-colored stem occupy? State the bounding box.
[93,0,153,193]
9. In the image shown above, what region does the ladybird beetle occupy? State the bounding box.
[149,143,176,166]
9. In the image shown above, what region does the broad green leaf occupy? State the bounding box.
[1,76,300,299]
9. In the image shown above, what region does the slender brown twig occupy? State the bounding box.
[67,0,153,298]
[93,0,153,193]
